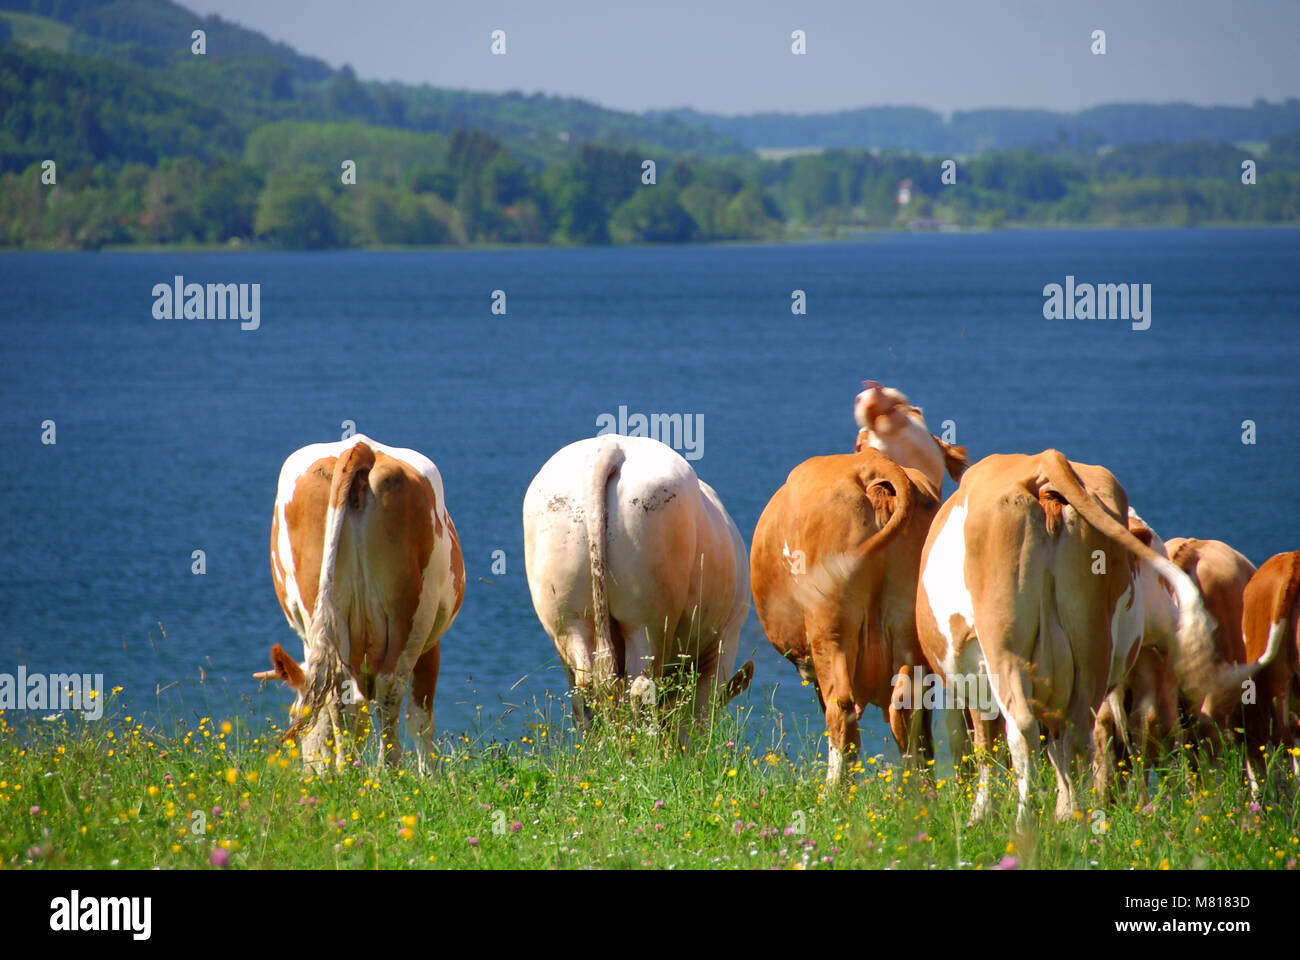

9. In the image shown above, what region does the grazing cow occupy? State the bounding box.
[1164,537,1258,749]
[522,435,753,733]
[915,450,1270,824]
[1097,534,1259,786]
[853,381,967,493]
[751,448,940,782]
[1241,551,1300,790]
[258,436,465,772]
[1092,510,1180,796]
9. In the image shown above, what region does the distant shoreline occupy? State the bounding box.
[4,222,1298,256]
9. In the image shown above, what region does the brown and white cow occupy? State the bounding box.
[1165,537,1258,750]
[1092,509,1181,796]
[751,447,941,782]
[915,450,1270,824]
[259,436,465,772]
[1241,551,1300,790]
[522,435,753,736]
[1096,533,1261,788]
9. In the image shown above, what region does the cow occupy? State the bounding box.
[1240,551,1300,792]
[1164,537,1258,754]
[915,450,1273,824]
[1092,510,1180,797]
[257,436,465,772]
[1097,534,1260,788]
[853,381,967,493]
[751,447,940,783]
[522,434,753,736]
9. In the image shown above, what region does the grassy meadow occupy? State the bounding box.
[1,687,1298,871]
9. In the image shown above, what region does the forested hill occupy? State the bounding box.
[0,0,747,164]
[659,101,1300,155]
[2,0,1299,250]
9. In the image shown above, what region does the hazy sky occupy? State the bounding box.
[183,0,1300,116]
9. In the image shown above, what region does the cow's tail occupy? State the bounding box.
[794,452,916,606]
[286,440,375,749]
[852,452,915,564]
[1037,449,1273,707]
[585,438,625,689]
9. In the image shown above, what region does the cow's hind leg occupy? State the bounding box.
[406,644,440,774]
[994,665,1038,828]
[888,664,934,768]
[626,620,670,722]
[559,622,597,728]
[1091,691,1123,801]
[969,710,995,824]
[811,620,861,784]
[373,673,405,768]
[1045,727,1078,821]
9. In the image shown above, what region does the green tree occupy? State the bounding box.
[254,171,344,248]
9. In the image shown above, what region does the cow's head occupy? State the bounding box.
[854,381,914,436]
[255,643,362,761]
[254,643,310,721]
[853,381,967,490]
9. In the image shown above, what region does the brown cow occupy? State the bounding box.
[751,448,940,782]
[1241,551,1300,791]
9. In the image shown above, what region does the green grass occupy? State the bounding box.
[0,12,72,52]
[1,692,1297,869]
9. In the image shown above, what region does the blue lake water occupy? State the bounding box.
[2,229,1298,757]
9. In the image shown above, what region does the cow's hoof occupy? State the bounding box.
[629,676,657,713]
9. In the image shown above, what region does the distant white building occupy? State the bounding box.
[897,179,913,206]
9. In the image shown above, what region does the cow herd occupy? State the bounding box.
[256,383,1299,823]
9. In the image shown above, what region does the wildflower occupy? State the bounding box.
[468,836,479,847]
[996,855,1019,870]
[210,848,231,868]
[653,800,664,810]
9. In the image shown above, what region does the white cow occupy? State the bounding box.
[523,435,753,732]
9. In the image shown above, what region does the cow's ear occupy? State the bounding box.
[1129,525,1154,547]
[854,428,870,453]
[933,436,969,481]
[269,643,306,689]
